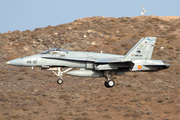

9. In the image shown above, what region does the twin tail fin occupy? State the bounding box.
[122,37,156,61]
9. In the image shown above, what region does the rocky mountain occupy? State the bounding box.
[0,16,180,120]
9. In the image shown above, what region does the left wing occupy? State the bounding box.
[41,57,95,62]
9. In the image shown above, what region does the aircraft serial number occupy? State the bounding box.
[27,60,37,64]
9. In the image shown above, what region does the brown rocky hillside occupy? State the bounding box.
[0,16,180,120]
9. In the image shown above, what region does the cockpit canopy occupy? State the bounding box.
[40,48,71,54]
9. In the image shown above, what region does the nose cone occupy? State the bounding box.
[6,58,23,66]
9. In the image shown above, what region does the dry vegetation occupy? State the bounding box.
[0,16,180,119]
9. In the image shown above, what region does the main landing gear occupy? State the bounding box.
[50,67,72,84]
[104,71,115,88]
[104,80,115,88]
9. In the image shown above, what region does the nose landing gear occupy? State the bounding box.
[57,78,63,84]
[47,67,72,84]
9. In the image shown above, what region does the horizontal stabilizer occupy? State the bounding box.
[163,61,180,63]
[143,64,170,67]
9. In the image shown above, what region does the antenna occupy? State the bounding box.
[141,6,146,16]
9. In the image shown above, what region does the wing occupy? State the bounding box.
[94,57,125,64]
[42,56,133,70]
[41,57,95,62]
[42,56,127,63]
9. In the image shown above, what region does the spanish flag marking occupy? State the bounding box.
[138,65,142,69]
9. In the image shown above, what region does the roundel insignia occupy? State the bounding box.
[138,65,142,69]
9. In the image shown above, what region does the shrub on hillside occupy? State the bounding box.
[166,34,177,40]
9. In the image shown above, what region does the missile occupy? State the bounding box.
[66,70,104,77]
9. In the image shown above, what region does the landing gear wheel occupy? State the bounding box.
[104,81,109,88]
[108,80,115,87]
[104,80,115,88]
[57,79,63,84]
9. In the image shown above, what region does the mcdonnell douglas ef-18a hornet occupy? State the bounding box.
[6,37,170,88]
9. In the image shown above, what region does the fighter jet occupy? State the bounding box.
[6,37,170,88]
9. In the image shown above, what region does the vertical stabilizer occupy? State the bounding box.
[123,37,156,60]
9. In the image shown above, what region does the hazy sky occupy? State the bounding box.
[1,0,180,33]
